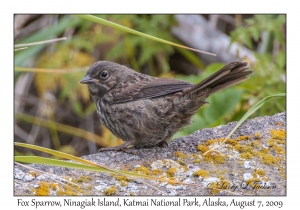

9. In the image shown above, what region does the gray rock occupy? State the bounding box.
[14,112,286,196]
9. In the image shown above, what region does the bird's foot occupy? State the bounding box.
[98,141,137,154]
[157,141,169,148]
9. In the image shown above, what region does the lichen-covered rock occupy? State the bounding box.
[14,112,286,196]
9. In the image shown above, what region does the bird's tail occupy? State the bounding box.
[183,61,252,98]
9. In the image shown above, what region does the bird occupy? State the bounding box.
[80,61,252,152]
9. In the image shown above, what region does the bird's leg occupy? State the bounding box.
[98,140,135,152]
[157,141,168,148]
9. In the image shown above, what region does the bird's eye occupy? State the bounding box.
[100,71,108,79]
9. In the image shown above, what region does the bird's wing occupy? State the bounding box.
[113,78,194,104]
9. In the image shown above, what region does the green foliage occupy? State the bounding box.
[95,14,176,74]
[231,15,286,49]
[230,15,286,117]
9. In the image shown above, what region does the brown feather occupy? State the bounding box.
[113,78,193,104]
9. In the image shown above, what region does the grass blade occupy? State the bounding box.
[14,37,67,48]
[75,15,216,56]
[14,47,28,51]
[14,66,88,74]
[14,143,186,184]
[15,156,113,173]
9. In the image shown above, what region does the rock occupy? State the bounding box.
[14,112,286,196]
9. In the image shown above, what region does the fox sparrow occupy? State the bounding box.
[80,61,252,152]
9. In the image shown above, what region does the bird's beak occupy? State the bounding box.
[80,75,94,84]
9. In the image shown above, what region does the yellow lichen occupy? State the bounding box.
[133,166,150,175]
[238,135,249,141]
[254,133,261,139]
[197,145,209,153]
[226,139,239,146]
[268,138,275,146]
[191,154,200,159]
[49,183,58,191]
[175,151,188,159]
[197,144,226,164]
[255,168,266,176]
[114,175,131,182]
[217,175,226,180]
[263,154,273,165]
[36,182,50,196]
[72,175,92,183]
[193,159,201,163]
[193,169,210,178]
[273,145,284,154]
[120,181,128,187]
[276,121,283,126]
[270,130,286,140]
[28,171,40,177]
[234,144,252,153]
[252,140,261,148]
[206,182,220,195]
[152,169,163,175]
[240,152,253,159]
[56,182,80,196]
[167,167,177,177]
[104,186,117,196]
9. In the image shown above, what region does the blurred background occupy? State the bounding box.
[14,14,286,157]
